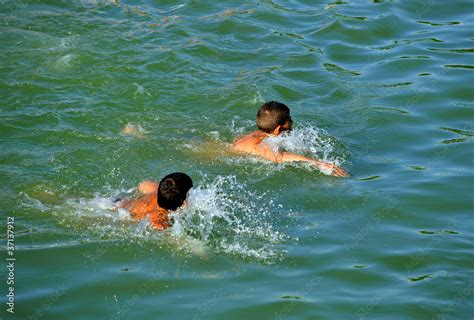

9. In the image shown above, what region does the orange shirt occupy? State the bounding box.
[121,193,171,230]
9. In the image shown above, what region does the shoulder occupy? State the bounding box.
[127,193,158,219]
[233,131,265,151]
[138,180,159,194]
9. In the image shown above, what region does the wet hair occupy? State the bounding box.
[256,101,291,133]
[157,172,193,211]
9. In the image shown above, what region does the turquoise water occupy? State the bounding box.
[1,0,473,319]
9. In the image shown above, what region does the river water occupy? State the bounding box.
[1,0,473,319]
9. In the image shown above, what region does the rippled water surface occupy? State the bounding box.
[1,0,473,319]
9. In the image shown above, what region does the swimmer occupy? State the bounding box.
[115,172,193,230]
[232,101,349,177]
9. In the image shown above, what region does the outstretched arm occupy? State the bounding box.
[281,152,348,177]
[258,143,348,177]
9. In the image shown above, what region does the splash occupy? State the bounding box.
[29,176,289,262]
[224,123,347,175]
[60,191,138,233]
[264,123,346,167]
[171,175,288,261]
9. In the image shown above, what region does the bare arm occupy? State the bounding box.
[234,132,349,177]
[282,152,348,177]
[259,144,348,177]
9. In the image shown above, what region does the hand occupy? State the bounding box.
[316,162,349,177]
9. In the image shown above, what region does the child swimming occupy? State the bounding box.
[115,172,193,230]
[232,101,348,177]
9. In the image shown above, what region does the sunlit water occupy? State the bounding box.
[1,0,473,319]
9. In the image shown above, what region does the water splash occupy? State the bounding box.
[172,175,288,261]
[217,123,347,176]
[29,176,289,262]
[264,123,346,166]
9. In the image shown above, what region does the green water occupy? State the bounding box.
[1,0,473,319]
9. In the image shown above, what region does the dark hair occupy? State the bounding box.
[157,172,193,211]
[256,101,291,133]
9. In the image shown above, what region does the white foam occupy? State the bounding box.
[171,175,288,261]
[87,196,115,211]
[264,123,345,167]
[19,191,49,213]
[266,125,334,160]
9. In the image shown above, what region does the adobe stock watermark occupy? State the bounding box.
[273,273,323,320]
[26,285,66,320]
[5,216,16,314]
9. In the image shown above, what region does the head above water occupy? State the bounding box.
[157,172,193,211]
[256,101,293,134]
